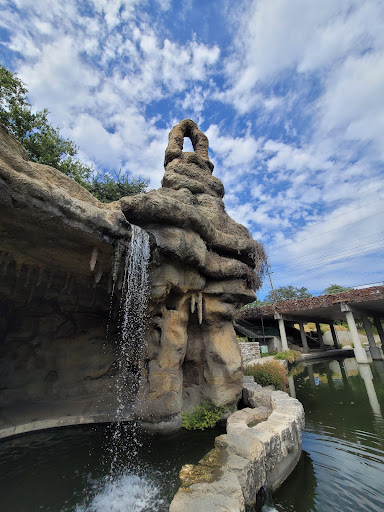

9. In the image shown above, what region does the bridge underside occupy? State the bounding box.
[237,286,384,363]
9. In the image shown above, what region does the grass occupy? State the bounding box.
[261,350,277,358]
[244,360,288,392]
[181,402,225,430]
[274,350,300,363]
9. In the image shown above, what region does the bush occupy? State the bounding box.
[181,402,225,430]
[244,361,288,391]
[261,350,277,358]
[274,350,300,363]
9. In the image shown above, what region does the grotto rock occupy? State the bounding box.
[0,119,266,434]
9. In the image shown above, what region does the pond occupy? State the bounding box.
[0,422,224,512]
[2,357,384,512]
[271,357,384,512]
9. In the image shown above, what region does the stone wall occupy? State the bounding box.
[239,342,260,363]
[170,376,305,511]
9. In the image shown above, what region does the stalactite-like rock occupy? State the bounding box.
[190,294,196,314]
[197,292,203,325]
[90,248,99,272]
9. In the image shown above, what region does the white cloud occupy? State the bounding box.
[206,124,263,168]
[2,0,384,294]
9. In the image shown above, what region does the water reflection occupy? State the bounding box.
[275,358,384,512]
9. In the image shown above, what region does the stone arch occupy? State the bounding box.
[164,119,214,171]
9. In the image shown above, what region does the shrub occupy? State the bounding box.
[181,402,225,430]
[274,350,300,363]
[244,361,288,391]
[261,350,277,358]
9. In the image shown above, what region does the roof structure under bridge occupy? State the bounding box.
[236,285,384,364]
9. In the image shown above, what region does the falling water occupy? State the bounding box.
[109,224,150,473]
[76,225,164,512]
[116,225,150,420]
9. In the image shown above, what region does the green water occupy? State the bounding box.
[1,358,384,511]
[0,423,224,512]
[273,358,384,512]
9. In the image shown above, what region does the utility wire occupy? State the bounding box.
[328,180,384,201]
[272,237,384,272]
[274,247,384,280]
[271,231,383,268]
[274,242,384,275]
[267,210,384,251]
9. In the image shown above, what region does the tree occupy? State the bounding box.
[323,284,350,295]
[89,170,149,203]
[264,285,312,303]
[241,298,264,310]
[0,63,148,199]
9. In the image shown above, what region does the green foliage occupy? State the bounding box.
[261,350,277,358]
[323,284,351,295]
[241,299,263,310]
[244,361,288,391]
[0,63,148,200]
[181,402,225,430]
[274,350,300,363]
[264,285,312,303]
[88,170,149,202]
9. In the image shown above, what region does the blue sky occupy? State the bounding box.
[1,0,384,299]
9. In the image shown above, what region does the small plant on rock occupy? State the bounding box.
[244,361,288,391]
[182,402,225,430]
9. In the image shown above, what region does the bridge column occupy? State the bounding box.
[341,304,368,363]
[307,365,316,387]
[298,321,309,353]
[315,322,326,351]
[329,323,340,349]
[358,364,382,419]
[274,313,289,352]
[288,375,296,398]
[362,315,382,360]
[373,317,384,352]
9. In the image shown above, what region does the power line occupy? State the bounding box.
[274,247,384,281]
[272,237,384,272]
[274,242,384,275]
[271,231,383,268]
[331,180,384,201]
[267,210,384,251]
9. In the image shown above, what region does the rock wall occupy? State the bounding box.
[170,376,305,511]
[0,119,266,433]
[239,342,261,363]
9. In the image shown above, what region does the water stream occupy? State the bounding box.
[80,225,152,510]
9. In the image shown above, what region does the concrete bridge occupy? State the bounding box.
[237,285,384,363]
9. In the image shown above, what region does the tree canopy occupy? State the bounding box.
[242,285,312,310]
[0,64,148,200]
[323,284,350,295]
[264,285,312,303]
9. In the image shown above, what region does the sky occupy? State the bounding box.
[1,0,384,299]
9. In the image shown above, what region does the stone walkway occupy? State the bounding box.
[0,395,133,439]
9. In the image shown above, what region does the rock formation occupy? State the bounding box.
[0,119,266,433]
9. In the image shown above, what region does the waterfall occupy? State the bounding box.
[110,225,150,470]
[116,225,150,418]
[76,226,159,512]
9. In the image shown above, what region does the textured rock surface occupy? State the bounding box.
[170,377,305,511]
[0,119,266,433]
